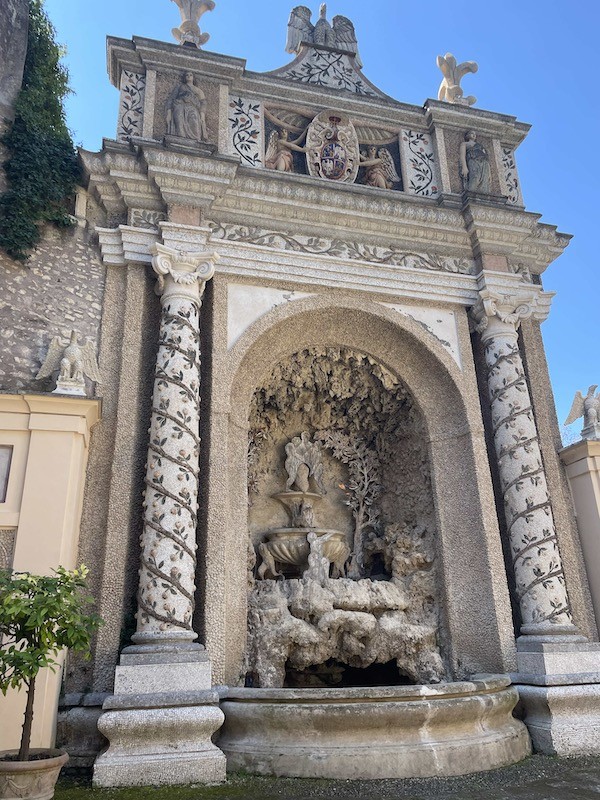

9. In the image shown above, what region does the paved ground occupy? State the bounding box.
[57,756,600,799]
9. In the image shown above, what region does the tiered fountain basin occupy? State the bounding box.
[219,676,531,779]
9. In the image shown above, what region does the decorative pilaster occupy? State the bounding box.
[134,243,218,649]
[472,287,579,639]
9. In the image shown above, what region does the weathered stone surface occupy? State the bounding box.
[0,0,28,124]
[219,676,531,779]
[0,228,106,393]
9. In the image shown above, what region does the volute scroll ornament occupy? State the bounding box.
[151,243,219,298]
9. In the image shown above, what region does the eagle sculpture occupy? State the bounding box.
[36,331,100,395]
[286,4,363,69]
[565,385,600,439]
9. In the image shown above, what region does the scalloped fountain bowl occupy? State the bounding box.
[218,676,531,779]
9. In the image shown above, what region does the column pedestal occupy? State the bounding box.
[513,640,600,755]
[93,238,226,787]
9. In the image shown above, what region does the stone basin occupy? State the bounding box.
[218,675,531,779]
[265,528,348,568]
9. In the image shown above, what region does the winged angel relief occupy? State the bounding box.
[286,4,363,69]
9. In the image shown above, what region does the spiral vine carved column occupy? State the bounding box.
[472,288,580,639]
[133,243,218,649]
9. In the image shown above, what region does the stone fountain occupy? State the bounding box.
[221,352,532,779]
[258,432,349,579]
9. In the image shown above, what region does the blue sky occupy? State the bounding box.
[44,0,599,429]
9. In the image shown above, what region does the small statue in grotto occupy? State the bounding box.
[460,130,491,194]
[284,432,326,494]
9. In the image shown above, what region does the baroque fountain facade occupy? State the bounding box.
[4,0,596,787]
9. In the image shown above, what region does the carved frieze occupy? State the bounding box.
[209,222,474,275]
[399,130,440,198]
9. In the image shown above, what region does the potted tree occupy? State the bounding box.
[0,566,101,800]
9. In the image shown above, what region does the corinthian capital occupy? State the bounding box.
[151,243,219,302]
[471,287,553,339]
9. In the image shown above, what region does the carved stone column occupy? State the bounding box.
[134,243,217,649]
[93,243,226,788]
[471,288,579,640]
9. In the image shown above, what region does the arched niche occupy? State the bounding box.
[201,295,515,685]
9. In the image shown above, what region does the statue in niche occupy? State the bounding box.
[36,330,100,396]
[286,4,363,69]
[360,146,400,190]
[565,385,600,440]
[460,131,491,194]
[436,52,478,107]
[285,432,326,494]
[166,72,208,141]
[170,0,215,48]
[265,128,308,172]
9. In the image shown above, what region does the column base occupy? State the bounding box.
[512,641,600,756]
[93,651,226,787]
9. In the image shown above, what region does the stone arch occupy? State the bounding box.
[202,294,515,685]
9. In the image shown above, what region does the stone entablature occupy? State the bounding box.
[102,36,532,220]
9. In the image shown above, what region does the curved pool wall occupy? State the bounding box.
[219,675,531,779]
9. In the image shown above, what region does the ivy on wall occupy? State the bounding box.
[0,0,80,262]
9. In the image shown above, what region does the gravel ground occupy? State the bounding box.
[57,755,600,800]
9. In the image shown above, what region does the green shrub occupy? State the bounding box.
[0,0,80,262]
[0,566,102,761]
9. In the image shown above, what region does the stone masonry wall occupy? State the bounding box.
[0,226,106,394]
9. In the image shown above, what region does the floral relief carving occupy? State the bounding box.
[117,70,146,140]
[400,131,439,197]
[501,147,522,205]
[228,96,263,167]
[280,49,378,96]
[209,222,474,274]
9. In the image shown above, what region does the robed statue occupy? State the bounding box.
[460,131,491,194]
[166,72,208,141]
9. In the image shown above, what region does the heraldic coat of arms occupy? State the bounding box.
[306,110,359,183]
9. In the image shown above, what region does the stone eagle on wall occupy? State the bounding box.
[286,4,363,69]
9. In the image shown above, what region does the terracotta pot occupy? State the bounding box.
[0,750,68,800]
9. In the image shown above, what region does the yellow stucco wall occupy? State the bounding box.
[0,393,100,752]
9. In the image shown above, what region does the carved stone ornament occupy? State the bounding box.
[286,4,363,69]
[306,110,359,183]
[437,53,478,107]
[36,330,101,396]
[565,385,600,441]
[170,0,215,48]
[151,243,219,298]
[471,288,552,337]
